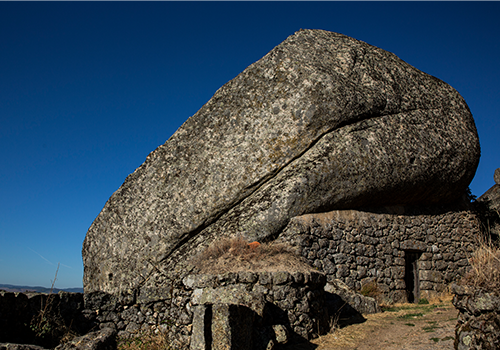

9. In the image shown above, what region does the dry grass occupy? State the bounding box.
[426,292,454,305]
[460,243,500,293]
[192,236,315,274]
[30,264,60,340]
[359,280,383,305]
[311,295,457,350]
[118,330,169,350]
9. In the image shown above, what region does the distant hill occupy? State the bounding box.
[0,284,83,293]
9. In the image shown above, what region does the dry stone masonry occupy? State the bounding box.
[0,291,101,350]
[79,271,328,349]
[184,271,327,349]
[280,204,480,304]
[80,29,482,347]
[452,284,500,350]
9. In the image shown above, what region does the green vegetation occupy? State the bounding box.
[382,305,415,312]
[428,335,455,343]
[398,313,424,319]
[423,324,439,333]
[382,303,440,313]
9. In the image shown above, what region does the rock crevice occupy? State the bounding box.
[83,29,480,303]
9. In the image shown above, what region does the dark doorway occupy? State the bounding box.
[404,251,422,303]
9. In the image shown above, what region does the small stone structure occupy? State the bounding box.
[280,204,480,303]
[452,284,500,350]
[183,271,328,349]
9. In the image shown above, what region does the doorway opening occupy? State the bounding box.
[404,250,422,303]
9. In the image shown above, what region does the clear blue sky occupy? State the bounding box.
[1,2,499,289]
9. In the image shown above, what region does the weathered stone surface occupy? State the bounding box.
[190,305,210,350]
[183,271,328,342]
[211,304,254,350]
[54,328,116,350]
[190,285,266,317]
[324,280,380,315]
[272,324,289,344]
[0,345,47,350]
[83,29,480,298]
[0,292,113,350]
[477,169,500,240]
[479,182,500,212]
[452,284,500,350]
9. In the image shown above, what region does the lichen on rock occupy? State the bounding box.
[82,29,480,302]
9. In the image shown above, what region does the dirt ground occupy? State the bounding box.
[309,295,457,350]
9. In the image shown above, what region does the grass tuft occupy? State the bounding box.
[397,312,424,319]
[460,243,500,293]
[423,325,439,332]
[417,298,429,305]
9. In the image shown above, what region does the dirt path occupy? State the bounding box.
[310,296,457,350]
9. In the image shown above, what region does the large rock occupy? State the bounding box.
[83,29,480,298]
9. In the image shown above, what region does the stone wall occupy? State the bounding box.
[0,291,88,348]
[279,205,480,303]
[81,203,480,347]
[452,284,500,350]
[184,271,328,343]
[82,271,328,349]
[83,285,193,348]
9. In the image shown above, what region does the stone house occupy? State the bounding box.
[279,202,480,304]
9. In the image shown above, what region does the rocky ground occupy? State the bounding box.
[308,295,457,350]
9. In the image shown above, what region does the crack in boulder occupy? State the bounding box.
[83,29,480,297]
